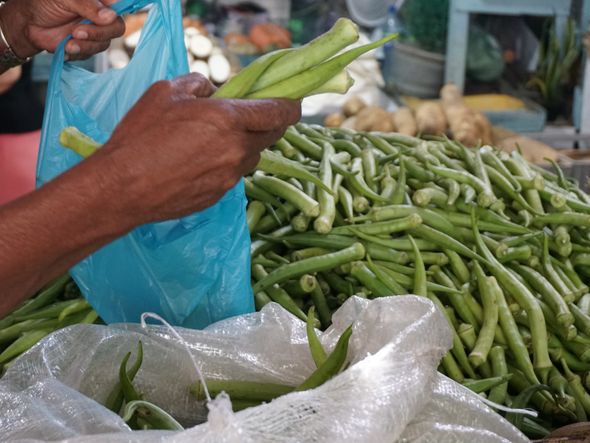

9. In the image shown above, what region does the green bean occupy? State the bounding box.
[441,352,465,383]
[463,375,512,394]
[314,143,336,233]
[350,261,394,297]
[296,324,353,391]
[506,153,545,214]
[435,209,530,235]
[246,201,266,233]
[290,247,330,261]
[480,147,522,191]
[360,147,377,191]
[486,166,539,215]
[497,245,532,264]
[343,157,388,203]
[469,263,499,368]
[512,264,573,327]
[408,251,448,266]
[274,138,298,159]
[332,139,362,157]
[404,157,436,183]
[282,127,323,160]
[309,277,332,329]
[444,250,470,284]
[489,274,539,384]
[350,230,437,251]
[535,212,590,227]
[429,266,478,326]
[306,307,327,367]
[248,34,394,100]
[376,132,419,147]
[514,173,545,191]
[252,173,320,217]
[244,177,286,211]
[105,341,143,413]
[487,346,509,404]
[10,274,70,318]
[578,293,590,316]
[569,302,590,337]
[13,299,85,321]
[541,235,575,303]
[253,204,297,235]
[389,160,407,205]
[0,329,52,365]
[254,291,272,310]
[472,211,550,378]
[359,205,456,236]
[338,187,354,221]
[364,133,401,156]
[365,257,406,295]
[382,265,458,295]
[428,146,467,171]
[410,224,483,263]
[0,318,59,344]
[378,174,396,204]
[291,212,312,232]
[258,149,333,194]
[252,264,307,321]
[192,379,293,402]
[429,293,477,378]
[561,359,590,415]
[458,323,476,349]
[554,264,579,299]
[333,214,422,237]
[320,272,353,297]
[429,164,496,207]
[412,187,449,207]
[436,178,460,205]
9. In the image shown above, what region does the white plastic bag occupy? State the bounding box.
[0,296,528,442]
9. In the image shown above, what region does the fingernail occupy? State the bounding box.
[67,43,80,54]
[74,30,88,40]
[98,8,116,21]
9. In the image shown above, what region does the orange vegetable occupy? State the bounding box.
[249,23,291,52]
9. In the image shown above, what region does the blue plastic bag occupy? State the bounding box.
[36,0,254,328]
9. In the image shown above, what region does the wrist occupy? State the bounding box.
[0,1,37,59]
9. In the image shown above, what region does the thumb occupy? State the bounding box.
[67,0,118,25]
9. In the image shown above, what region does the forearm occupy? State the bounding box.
[0,149,134,317]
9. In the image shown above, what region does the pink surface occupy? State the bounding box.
[0,131,40,205]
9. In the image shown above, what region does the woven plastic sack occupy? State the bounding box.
[35,0,253,329]
[0,296,528,442]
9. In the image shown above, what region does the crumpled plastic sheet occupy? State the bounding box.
[0,296,529,443]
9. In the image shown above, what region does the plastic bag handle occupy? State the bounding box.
[49,0,180,78]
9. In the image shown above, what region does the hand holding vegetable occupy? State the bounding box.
[91,73,301,224]
[0,0,125,64]
[0,73,299,318]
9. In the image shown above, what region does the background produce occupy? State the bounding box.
[324,84,494,147]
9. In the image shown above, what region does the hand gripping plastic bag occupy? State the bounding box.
[0,296,529,442]
[36,0,253,328]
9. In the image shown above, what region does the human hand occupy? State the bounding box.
[91,73,301,225]
[0,0,124,61]
[0,66,21,94]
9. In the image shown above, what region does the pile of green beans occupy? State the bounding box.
[0,274,100,375]
[247,122,590,438]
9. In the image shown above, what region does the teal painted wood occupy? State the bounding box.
[445,0,572,92]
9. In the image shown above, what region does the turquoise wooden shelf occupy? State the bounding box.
[445,0,572,93]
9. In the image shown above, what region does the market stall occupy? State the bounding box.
[2,0,590,442]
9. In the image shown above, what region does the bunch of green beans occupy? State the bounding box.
[0,274,100,375]
[246,122,590,438]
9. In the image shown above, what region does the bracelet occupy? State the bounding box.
[0,1,31,69]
